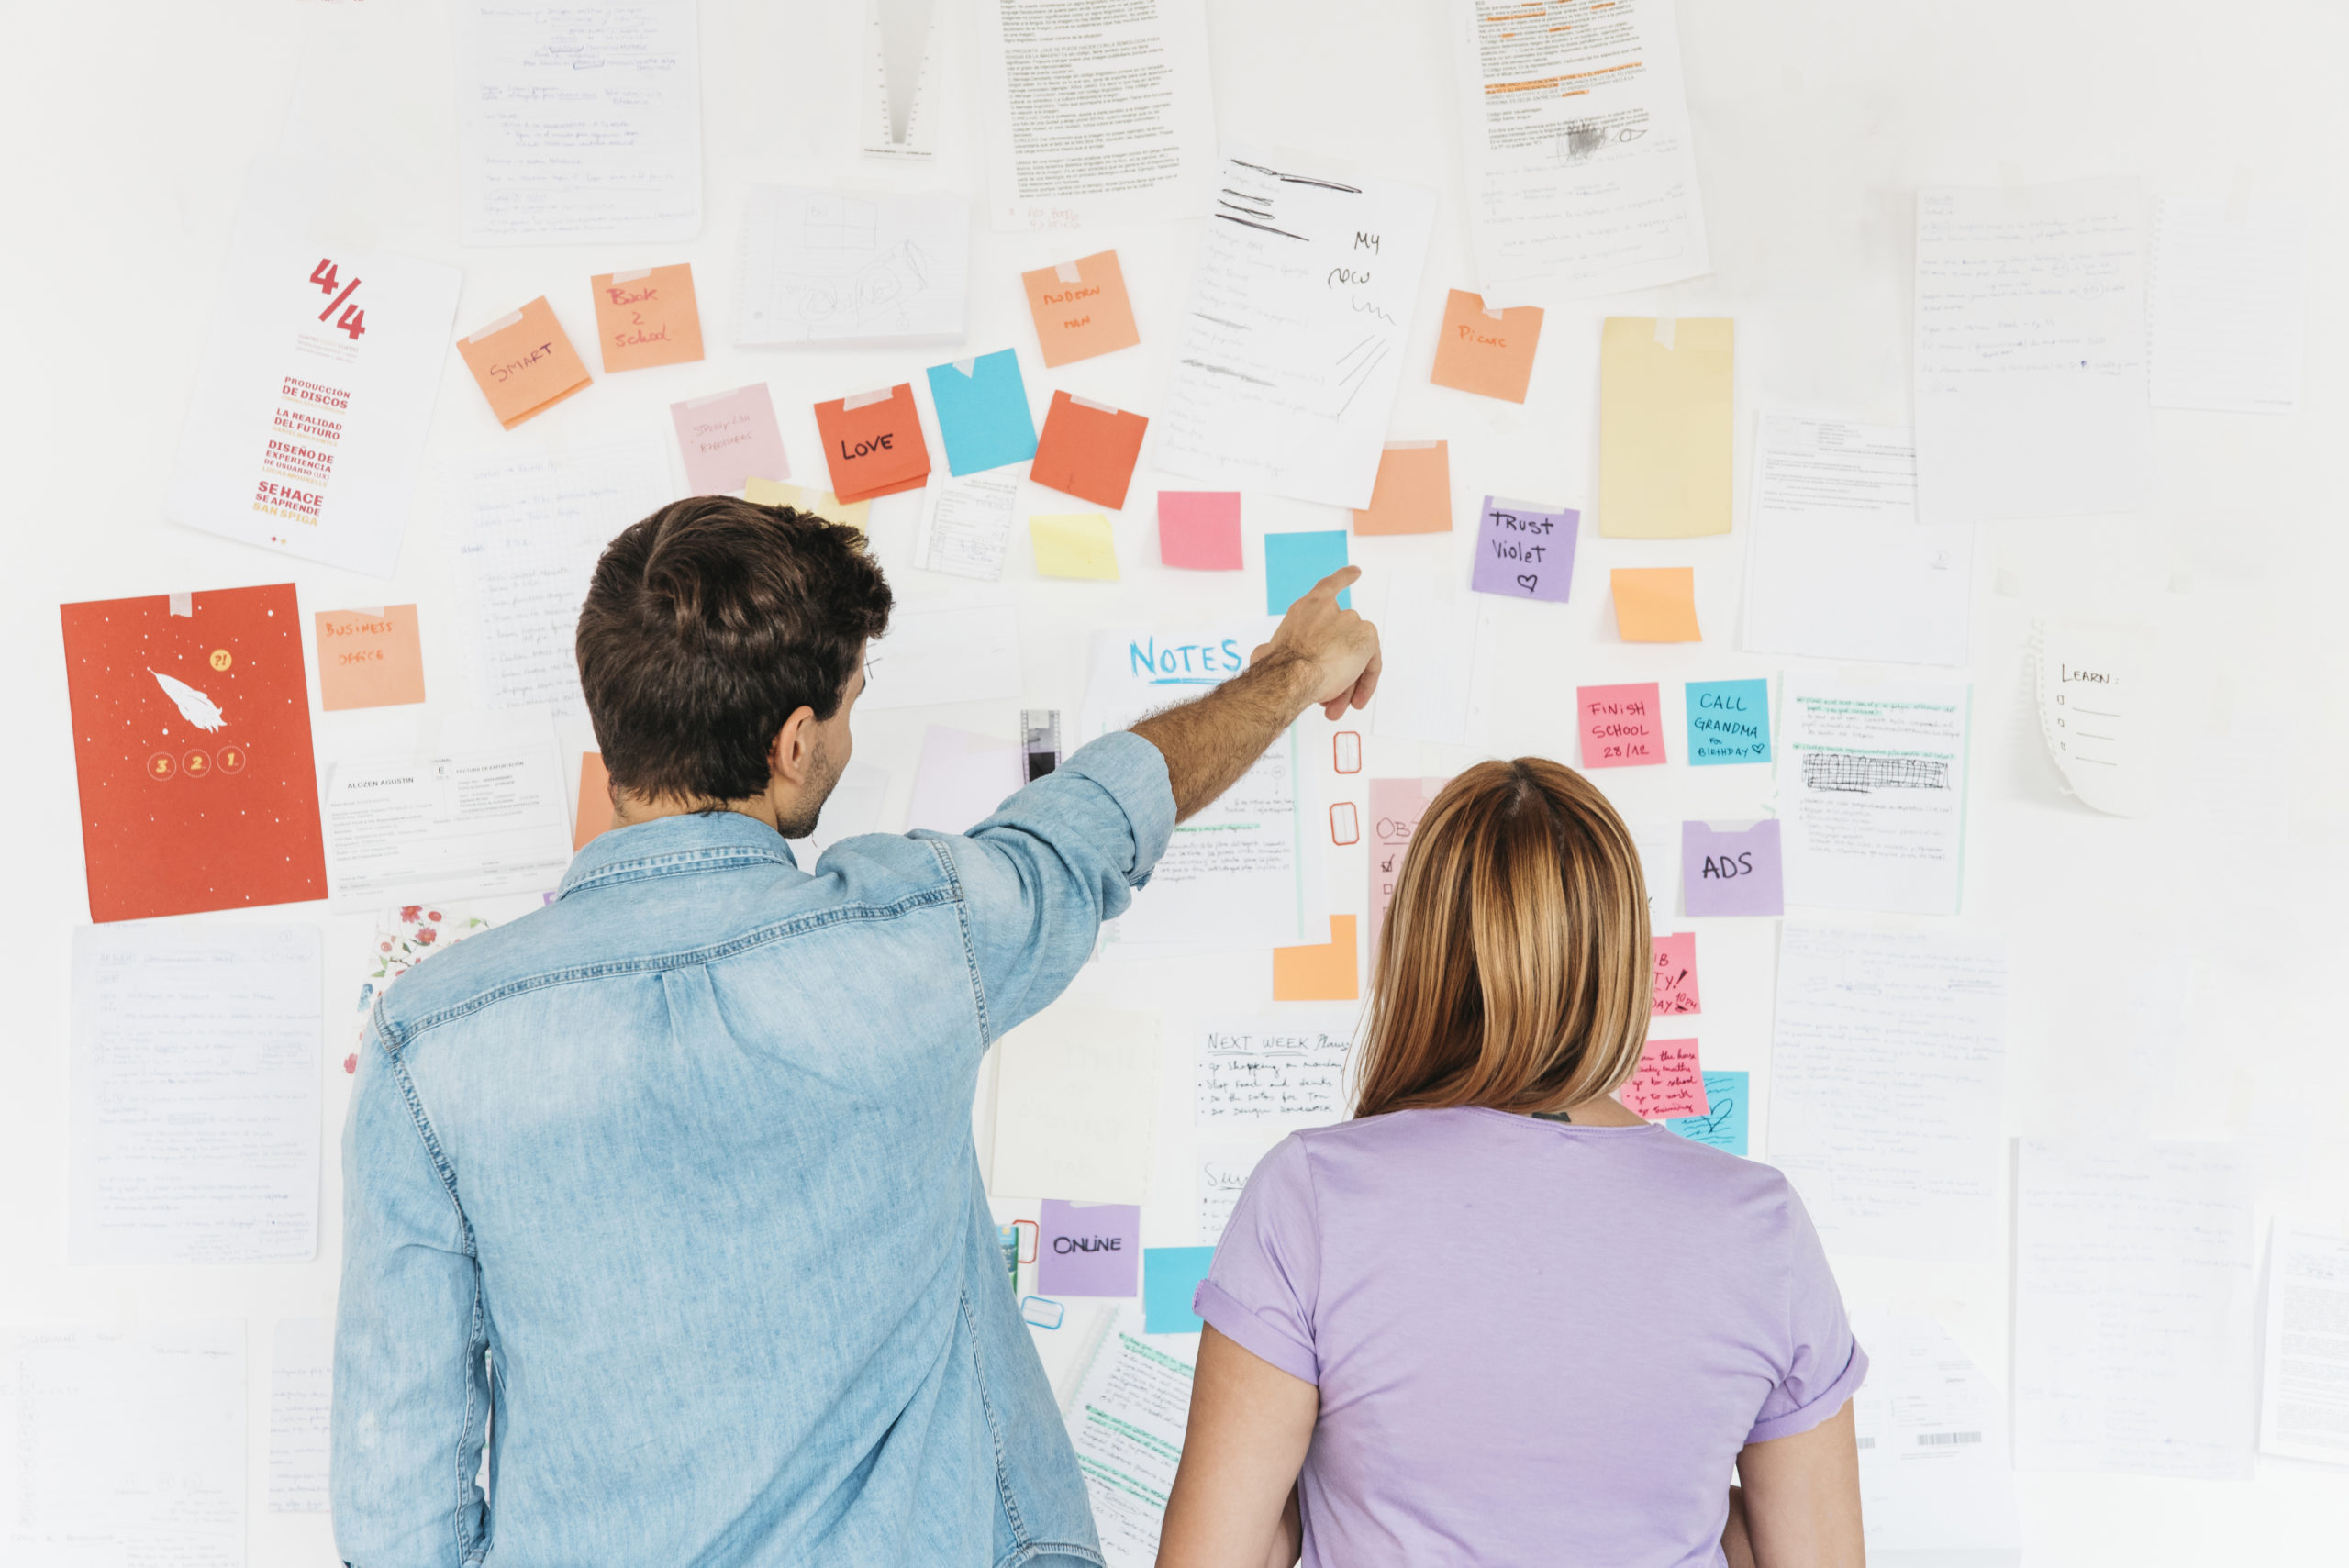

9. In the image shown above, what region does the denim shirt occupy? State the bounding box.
[332,733,1174,1568]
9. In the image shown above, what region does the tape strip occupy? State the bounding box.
[1070,395,1119,414]
[685,390,736,408]
[467,308,525,342]
[952,358,975,376]
[168,592,193,617]
[842,386,895,411]
[1653,315,1676,350]
[1386,439,1441,450]
[1482,298,1507,321]
[1054,260,1083,284]
[609,267,653,284]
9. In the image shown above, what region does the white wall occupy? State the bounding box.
[4,1,2344,1562]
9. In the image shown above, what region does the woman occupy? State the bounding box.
[1159,760,1865,1567]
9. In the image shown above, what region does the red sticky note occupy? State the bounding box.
[1352,441,1452,535]
[1620,1038,1707,1120]
[573,752,611,851]
[1431,290,1543,404]
[1578,682,1666,769]
[456,296,592,429]
[1030,391,1147,510]
[1158,491,1242,569]
[814,384,930,502]
[1652,931,1701,1017]
[61,584,328,922]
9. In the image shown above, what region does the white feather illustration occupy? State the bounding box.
[150,668,227,732]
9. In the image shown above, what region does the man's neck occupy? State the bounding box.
[610,791,783,834]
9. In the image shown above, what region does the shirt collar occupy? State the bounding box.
[558,809,803,899]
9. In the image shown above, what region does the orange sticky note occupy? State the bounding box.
[573,752,611,851]
[1431,290,1543,404]
[814,384,931,502]
[590,264,705,372]
[1030,391,1148,510]
[1611,567,1703,642]
[456,297,592,428]
[314,605,426,711]
[1021,250,1141,369]
[1352,441,1451,535]
[1273,915,1360,1002]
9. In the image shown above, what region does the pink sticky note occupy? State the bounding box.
[1369,777,1446,958]
[1652,931,1701,1016]
[1578,682,1666,769]
[671,384,789,495]
[1620,1038,1707,1120]
[1036,1200,1141,1296]
[1159,491,1242,569]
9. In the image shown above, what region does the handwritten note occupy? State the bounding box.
[1578,683,1665,769]
[1666,1071,1748,1155]
[1682,819,1784,917]
[2035,623,2143,817]
[814,384,930,501]
[1022,250,1141,366]
[590,263,703,371]
[1652,930,1701,1016]
[1197,1146,1267,1243]
[1197,1016,1353,1128]
[1353,441,1452,535]
[457,296,591,428]
[268,1318,332,1514]
[1037,1199,1141,1296]
[314,605,426,710]
[1686,678,1770,765]
[1620,1037,1707,1120]
[1158,491,1242,570]
[670,384,788,495]
[1369,777,1445,955]
[1471,495,1576,602]
[1431,290,1542,403]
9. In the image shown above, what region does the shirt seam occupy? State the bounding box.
[926,839,996,1047]
[560,843,796,895]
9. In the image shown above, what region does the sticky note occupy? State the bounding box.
[743,478,869,536]
[1144,1246,1218,1334]
[1264,531,1351,614]
[1159,492,1242,570]
[1030,391,1148,510]
[1686,679,1771,764]
[671,384,789,495]
[1620,1038,1707,1121]
[925,350,1039,475]
[814,384,930,502]
[1471,495,1577,601]
[1652,931,1701,1016]
[573,751,610,851]
[1611,567,1703,642]
[313,606,425,711]
[1030,513,1119,580]
[1598,317,1733,538]
[1273,915,1359,1002]
[1578,683,1665,769]
[1431,290,1543,403]
[1037,1200,1141,1296]
[456,296,592,429]
[1667,1071,1748,1155]
[589,263,703,373]
[1682,820,1785,917]
[1352,441,1451,535]
[1021,250,1141,368]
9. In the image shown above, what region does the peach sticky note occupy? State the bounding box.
[1030,513,1119,579]
[590,263,704,373]
[1273,915,1360,1002]
[1352,441,1451,535]
[314,605,426,711]
[1611,567,1703,642]
[744,477,870,537]
[1652,931,1701,1017]
[1031,391,1148,510]
[1598,316,1734,538]
[457,297,592,429]
[1620,1038,1708,1121]
[573,752,611,851]
[814,384,930,502]
[1431,290,1543,404]
[1021,250,1141,368]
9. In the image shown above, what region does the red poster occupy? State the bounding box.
[61,584,327,921]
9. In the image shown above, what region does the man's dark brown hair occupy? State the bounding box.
[577,497,892,803]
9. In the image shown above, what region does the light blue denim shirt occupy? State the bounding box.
[333,733,1174,1568]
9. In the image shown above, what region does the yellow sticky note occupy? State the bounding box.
[1273,915,1359,1001]
[1030,513,1119,579]
[1610,567,1704,642]
[744,477,869,538]
[1598,317,1733,539]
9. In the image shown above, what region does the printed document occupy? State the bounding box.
[2149,196,2308,414]
[1778,675,1970,916]
[735,186,970,346]
[916,471,1022,581]
[269,1318,333,1514]
[1850,1312,2022,1566]
[1197,1015,1354,1129]
[1061,1302,1197,1568]
[2259,1223,2349,1465]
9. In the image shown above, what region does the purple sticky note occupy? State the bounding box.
[1036,1200,1141,1296]
[1682,820,1785,917]
[1471,495,1577,601]
[671,384,790,495]
[1159,491,1243,570]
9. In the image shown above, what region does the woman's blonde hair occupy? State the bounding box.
[1353,759,1651,1119]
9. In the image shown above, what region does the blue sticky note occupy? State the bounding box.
[925,350,1039,475]
[1666,1071,1749,1155]
[1685,679,1771,765]
[1142,1246,1217,1334]
[1264,530,1352,614]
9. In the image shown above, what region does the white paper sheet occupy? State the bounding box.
[990,1005,1162,1204]
[974,0,1218,230]
[790,759,892,863]
[1060,1302,1197,1568]
[915,470,1021,581]
[2034,621,2147,817]
[268,1318,333,1514]
[1445,0,1710,306]
[1629,818,1682,933]
[863,0,941,161]
[1850,1312,2022,1567]
[2013,1140,2256,1478]
[323,706,575,909]
[863,601,1024,710]
[1778,675,1970,916]
[906,725,1026,833]
[0,1320,245,1566]
[735,186,969,346]
[1766,924,2006,1261]
[1914,181,2151,524]
[1196,1014,1354,1129]
[1740,416,1972,669]
[449,438,674,720]
[2259,1222,2349,1465]
[1372,586,1496,750]
[453,0,702,244]
[2149,196,2308,414]
[1196,1141,1275,1245]
[1157,149,1436,509]
[165,155,461,578]
[70,925,320,1265]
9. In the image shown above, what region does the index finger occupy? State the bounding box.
[1306,566,1362,603]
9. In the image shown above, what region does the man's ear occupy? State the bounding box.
[768,705,819,787]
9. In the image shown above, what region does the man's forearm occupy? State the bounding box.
[1130,651,1318,822]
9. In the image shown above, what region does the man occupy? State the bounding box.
[333,495,1381,1567]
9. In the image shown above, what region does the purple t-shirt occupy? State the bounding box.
[1195,1107,1866,1567]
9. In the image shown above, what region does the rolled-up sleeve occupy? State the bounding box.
[924,731,1176,1040]
[1194,1134,1323,1386]
[1745,1184,1869,1445]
